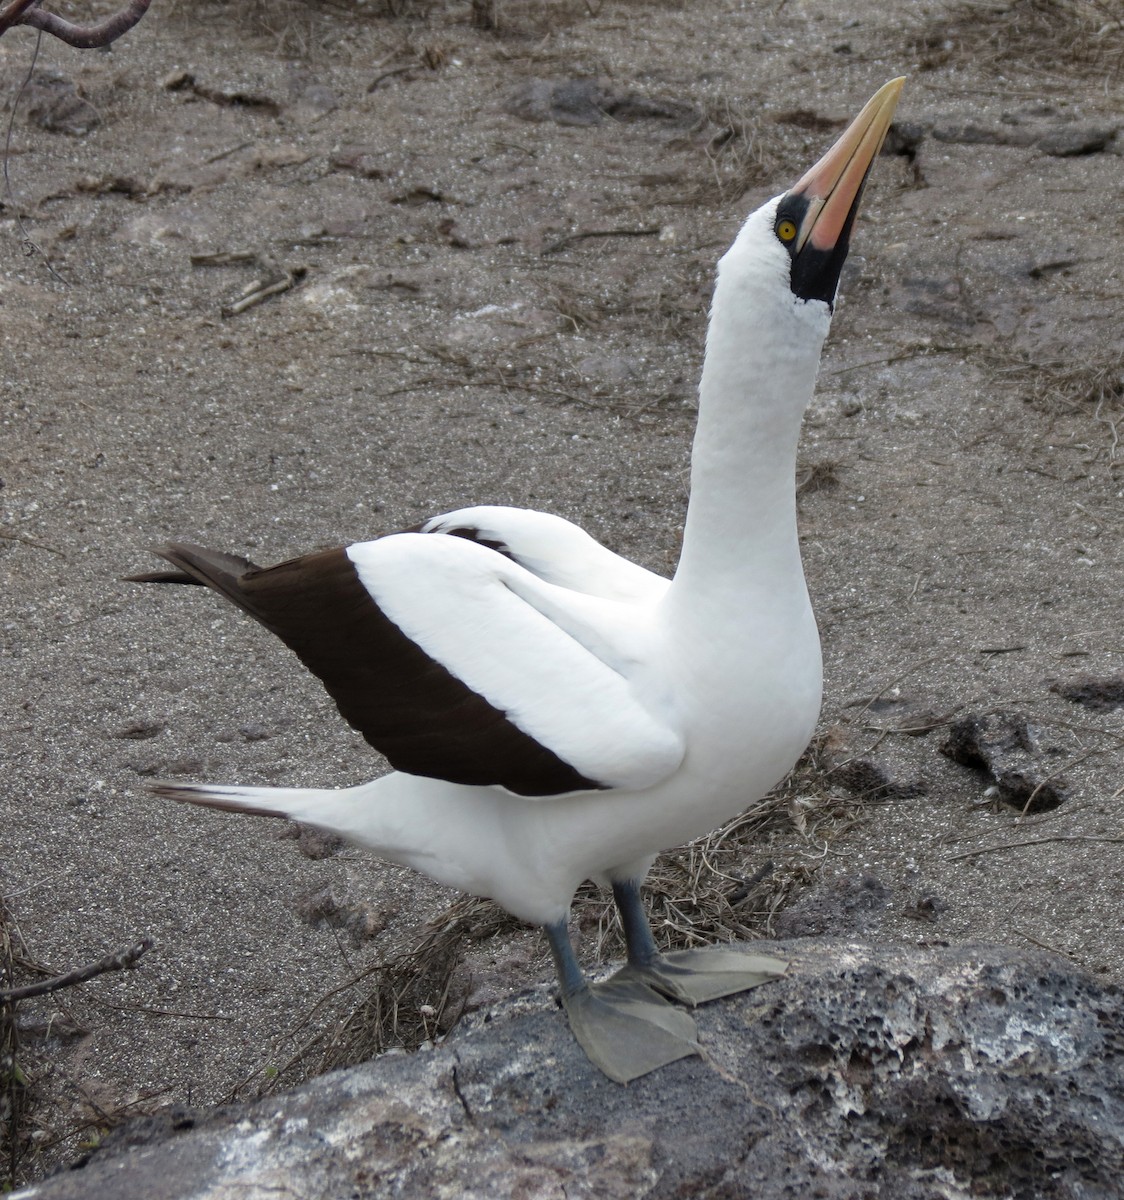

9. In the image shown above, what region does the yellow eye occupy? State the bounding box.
[776,219,798,243]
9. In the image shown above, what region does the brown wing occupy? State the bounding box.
[133,542,603,797]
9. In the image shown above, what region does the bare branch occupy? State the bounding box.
[0,0,42,37]
[0,0,152,48]
[0,937,153,1002]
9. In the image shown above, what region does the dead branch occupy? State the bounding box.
[0,937,153,1002]
[0,0,39,36]
[0,0,152,49]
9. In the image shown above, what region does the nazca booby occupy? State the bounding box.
[130,78,904,1083]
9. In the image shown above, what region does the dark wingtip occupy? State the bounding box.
[149,781,289,820]
[123,569,204,585]
[123,543,262,591]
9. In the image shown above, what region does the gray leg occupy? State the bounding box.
[612,878,663,968]
[542,918,699,1084]
[609,878,789,1006]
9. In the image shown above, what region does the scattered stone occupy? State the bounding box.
[435,217,473,249]
[931,121,1031,147]
[75,174,146,197]
[35,943,1122,1200]
[576,354,640,384]
[505,78,698,128]
[237,722,271,742]
[329,145,390,179]
[161,69,193,91]
[1050,673,1124,713]
[1037,123,1116,157]
[893,274,971,326]
[21,70,100,136]
[112,719,165,741]
[772,108,840,132]
[883,119,927,161]
[901,894,949,923]
[828,757,927,801]
[1028,257,1081,279]
[772,874,891,938]
[129,756,209,780]
[940,712,1069,812]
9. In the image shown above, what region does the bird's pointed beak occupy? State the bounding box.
[781,77,905,307]
[790,77,905,255]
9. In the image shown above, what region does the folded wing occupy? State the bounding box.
[141,534,683,798]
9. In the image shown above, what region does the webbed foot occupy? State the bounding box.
[561,975,700,1083]
[613,945,789,1006]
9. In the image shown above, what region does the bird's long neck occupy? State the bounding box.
[669,279,827,617]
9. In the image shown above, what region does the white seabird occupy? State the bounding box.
[130,78,905,1083]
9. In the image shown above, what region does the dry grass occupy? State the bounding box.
[1,896,33,1191]
[693,100,780,204]
[912,0,1123,76]
[992,347,1124,460]
[796,458,842,496]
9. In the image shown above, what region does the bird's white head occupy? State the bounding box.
[714,77,905,345]
[699,78,905,442]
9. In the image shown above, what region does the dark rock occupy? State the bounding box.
[506,78,607,125]
[29,943,1124,1200]
[901,894,949,923]
[21,70,100,136]
[930,114,1119,157]
[772,874,891,938]
[892,274,972,326]
[828,757,927,801]
[931,121,1033,147]
[940,712,1069,812]
[1049,673,1124,713]
[1037,124,1116,157]
[883,120,927,160]
[772,108,841,132]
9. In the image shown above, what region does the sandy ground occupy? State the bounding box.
[1,0,1122,1182]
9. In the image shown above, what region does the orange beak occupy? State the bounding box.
[779,78,905,307]
[790,77,905,255]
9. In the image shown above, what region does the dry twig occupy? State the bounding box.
[0,938,153,1003]
[948,833,1124,863]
